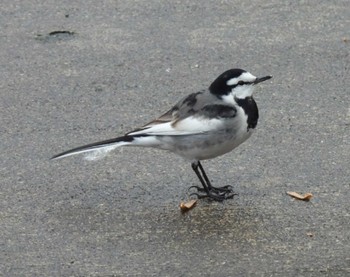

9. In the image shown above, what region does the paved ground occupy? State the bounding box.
[1,0,349,276]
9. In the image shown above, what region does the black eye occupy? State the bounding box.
[238,81,244,85]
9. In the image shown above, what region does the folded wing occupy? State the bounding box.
[127,90,237,137]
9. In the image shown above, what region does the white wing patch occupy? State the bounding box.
[128,116,225,136]
[174,116,224,134]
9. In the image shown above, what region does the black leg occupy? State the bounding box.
[191,162,209,193]
[197,161,212,188]
[189,161,236,201]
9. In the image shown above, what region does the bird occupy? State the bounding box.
[52,68,272,201]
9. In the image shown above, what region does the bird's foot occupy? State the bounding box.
[188,185,237,202]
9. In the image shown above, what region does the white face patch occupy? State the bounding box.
[234,84,255,98]
[226,72,256,86]
[221,83,255,102]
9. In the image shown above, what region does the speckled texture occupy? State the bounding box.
[1,0,349,276]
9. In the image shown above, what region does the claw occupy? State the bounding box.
[187,185,206,193]
[209,185,234,194]
[189,192,203,199]
[189,161,237,202]
[188,186,237,202]
[219,185,234,190]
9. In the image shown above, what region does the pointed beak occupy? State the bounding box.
[254,75,272,85]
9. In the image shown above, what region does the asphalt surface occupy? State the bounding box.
[1,0,349,276]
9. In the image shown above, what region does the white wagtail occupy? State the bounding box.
[52,68,272,201]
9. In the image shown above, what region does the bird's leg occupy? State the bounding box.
[190,161,210,194]
[189,161,236,201]
[197,161,234,193]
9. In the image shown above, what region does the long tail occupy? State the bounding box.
[51,135,137,161]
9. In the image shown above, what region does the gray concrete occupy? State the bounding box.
[1,0,349,276]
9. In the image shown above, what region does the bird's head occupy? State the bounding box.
[209,68,272,100]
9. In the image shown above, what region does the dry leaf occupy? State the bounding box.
[180,199,197,212]
[287,191,313,201]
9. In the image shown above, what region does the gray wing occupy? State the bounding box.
[167,89,237,120]
[128,90,207,131]
[127,89,237,135]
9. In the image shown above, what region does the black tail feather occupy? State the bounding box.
[51,135,134,160]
